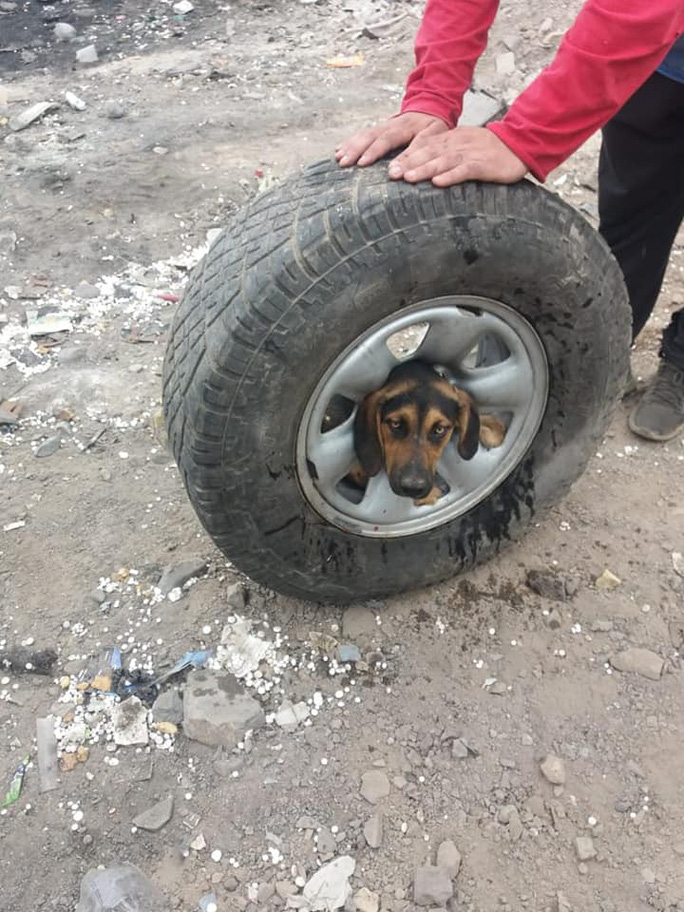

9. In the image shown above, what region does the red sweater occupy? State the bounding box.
[400,0,684,180]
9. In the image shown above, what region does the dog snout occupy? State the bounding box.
[393,466,432,499]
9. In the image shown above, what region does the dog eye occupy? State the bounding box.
[388,418,403,431]
[432,425,448,438]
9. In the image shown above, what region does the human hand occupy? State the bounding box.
[388,126,527,186]
[335,112,449,168]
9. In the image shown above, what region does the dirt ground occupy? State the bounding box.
[1,0,684,910]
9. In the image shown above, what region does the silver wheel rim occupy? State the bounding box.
[295,295,548,538]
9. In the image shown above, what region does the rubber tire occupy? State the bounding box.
[162,158,630,602]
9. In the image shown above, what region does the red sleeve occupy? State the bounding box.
[400,0,501,127]
[487,0,684,180]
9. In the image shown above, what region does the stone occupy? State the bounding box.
[540,754,566,785]
[74,282,100,299]
[574,836,596,862]
[363,813,383,849]
[35,436,61,458]
[276,882,298,900]
[152,688,183,725]
[133,795,174,832]
[183,669,264,747]
[610,648,663,681]
[459,89,504,127]
[525,795,545,818]
[546,609,563,629]
[303,856,355,911]
[226,581,247,610]
[413,867,453,907]
[498,805,523,840]
[112,697,148,746]
[354,887,380,912]
[257,883,275,903]
[342,606,376,639]
[158,558,207,596]
[75,864,167,912]
[556,891,572,912]
[317,827,337,856]
[54,22,77,40]
[591,619,614,633]
[495,52,516,76]
[104,100,125,119]
[76,44,99,65]
[451,738,469,759]
[526,569,578,601]
[274,699,309,731]
[360,770,390,804]
[595,569,621,590]
[436,839,461,876]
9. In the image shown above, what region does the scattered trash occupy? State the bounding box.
[0,400,22,426]
[325,53,365,68]
[65,91,87,111]
[0,755,30,809]
[302,856,356,911]
[595,569,621,591]
[9,102,59,133]
[3,521,25,532]
[84,647,123,693]
[673,552,684,578]
[26,309,73,337]
[215,618,272,679]
[75,864,167,912]
[198,893,218,912]
[36,717,59,793]
[76,45,99,66]
[153,649,211,686]
[173,0,194,12]
[112,697,149,746]
[337,644,361,663]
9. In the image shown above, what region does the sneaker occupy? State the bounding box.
[628,360,684,441]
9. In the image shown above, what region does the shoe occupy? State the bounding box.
[628,360,684,441]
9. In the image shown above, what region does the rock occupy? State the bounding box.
[76,44,98,65]
[226,581,247,610]
[498,805,523,840]
[460,88,504,127]
[489,681,507,695]
[133,795,174,832]
[74,282,100,299]
[574,836,596,861]
[354,887,380,912]
[257,883,275,904]
[436,839,462,876]
[157,558,207,596]
[525,795,545,817]
[75,864,167,912]
[9,102,59,132]
[360,770,390,804]
[641,868,656,885]
[610,648,663,681]
[363,813,383,849]
[451,738,469,759]
[303,856,355,911]
[275,882,298,900]
[672,551,683,577]
[555,891,572,912]
[104,100,125,120]
[540,754,566,786]
[152,688,183,725]
[342,606,376,639]
[183,669,264,747]
[54,22,77,40]
[413,867,453,907]
[274,699,309,731]
[316,827,337,856]
[546,608,563,629]
[35,436,62,458]
[112,696,148,746]
[591,619,614,633]
[495,52,516,76]
[526,569,578,601]
[595,569,621,590]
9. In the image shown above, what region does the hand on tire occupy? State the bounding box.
[335,112,449,168]
[388,126,528,186]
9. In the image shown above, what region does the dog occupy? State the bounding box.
[349,360,506,506]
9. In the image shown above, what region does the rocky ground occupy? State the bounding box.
[1,1,684,911]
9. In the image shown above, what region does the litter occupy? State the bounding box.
[326,53,365,68]
[152,649,212,686]
[26,310,73,337]
[36,718,59,792]
[0,755,30,809]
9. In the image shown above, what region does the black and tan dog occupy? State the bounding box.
[351,360,506,506]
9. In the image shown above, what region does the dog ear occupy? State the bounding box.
[444,387,480,461]
[353,390,383,476]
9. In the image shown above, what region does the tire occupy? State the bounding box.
[162,158,630,602]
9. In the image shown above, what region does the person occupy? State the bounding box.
[336,0,684,442]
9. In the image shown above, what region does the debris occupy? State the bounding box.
[363,812,383,849]
[302,856,355,911]
[152,649,211,686]
[354,887,380,912]
[274,699,310,731]
[673,552,684,578]
[498,805,523,840]
[595,569,621,591]
[190,833,206,851]
[0,400,22,426]
[83,648,122,693]
[460,88,505,127]
[526,569,578,601]
[26,310,73,336]
[540,754,566,786]
[152,688,183,725]
[556,891,572,912]
[326,53,365,68]
[215,617,272,678]
[54,22,77,40]
[103,100,125,120]
[198,893,218,912]
[413,866,453,907]
[495,52,516,75]
[3,521,25,532]
[9,102,59,132]
[1,646,57,675]
[133,795,174,832]
[35,436,62,458]
[360,770,390,804]
[574,835,597,862]
[183,669,265,747]
[75,864,167,912]
[173,0,194,11]
[342,606,376,640]
[158,558,207,596]
[610,648,664,681]
[591,619,613,633]
[112,697,149,746]
[337,644,361,663]
[76,45,99,65]
[451,738,470,759]
[36,717,59,793]
[0,755,30,809]
[65,92,87,111]
[436,839,462,876]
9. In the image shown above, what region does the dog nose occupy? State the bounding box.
[395,470,431,499]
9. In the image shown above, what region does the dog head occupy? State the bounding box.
[353,360,481,500]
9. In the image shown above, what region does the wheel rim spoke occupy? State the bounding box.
[418,312,501,364]
[331,336,399,400]
[308,418,356,489]
[461,357,532,410]
[354,473,413,524]
[438,440,506,494]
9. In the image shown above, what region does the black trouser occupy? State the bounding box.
[598,71,684,370]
